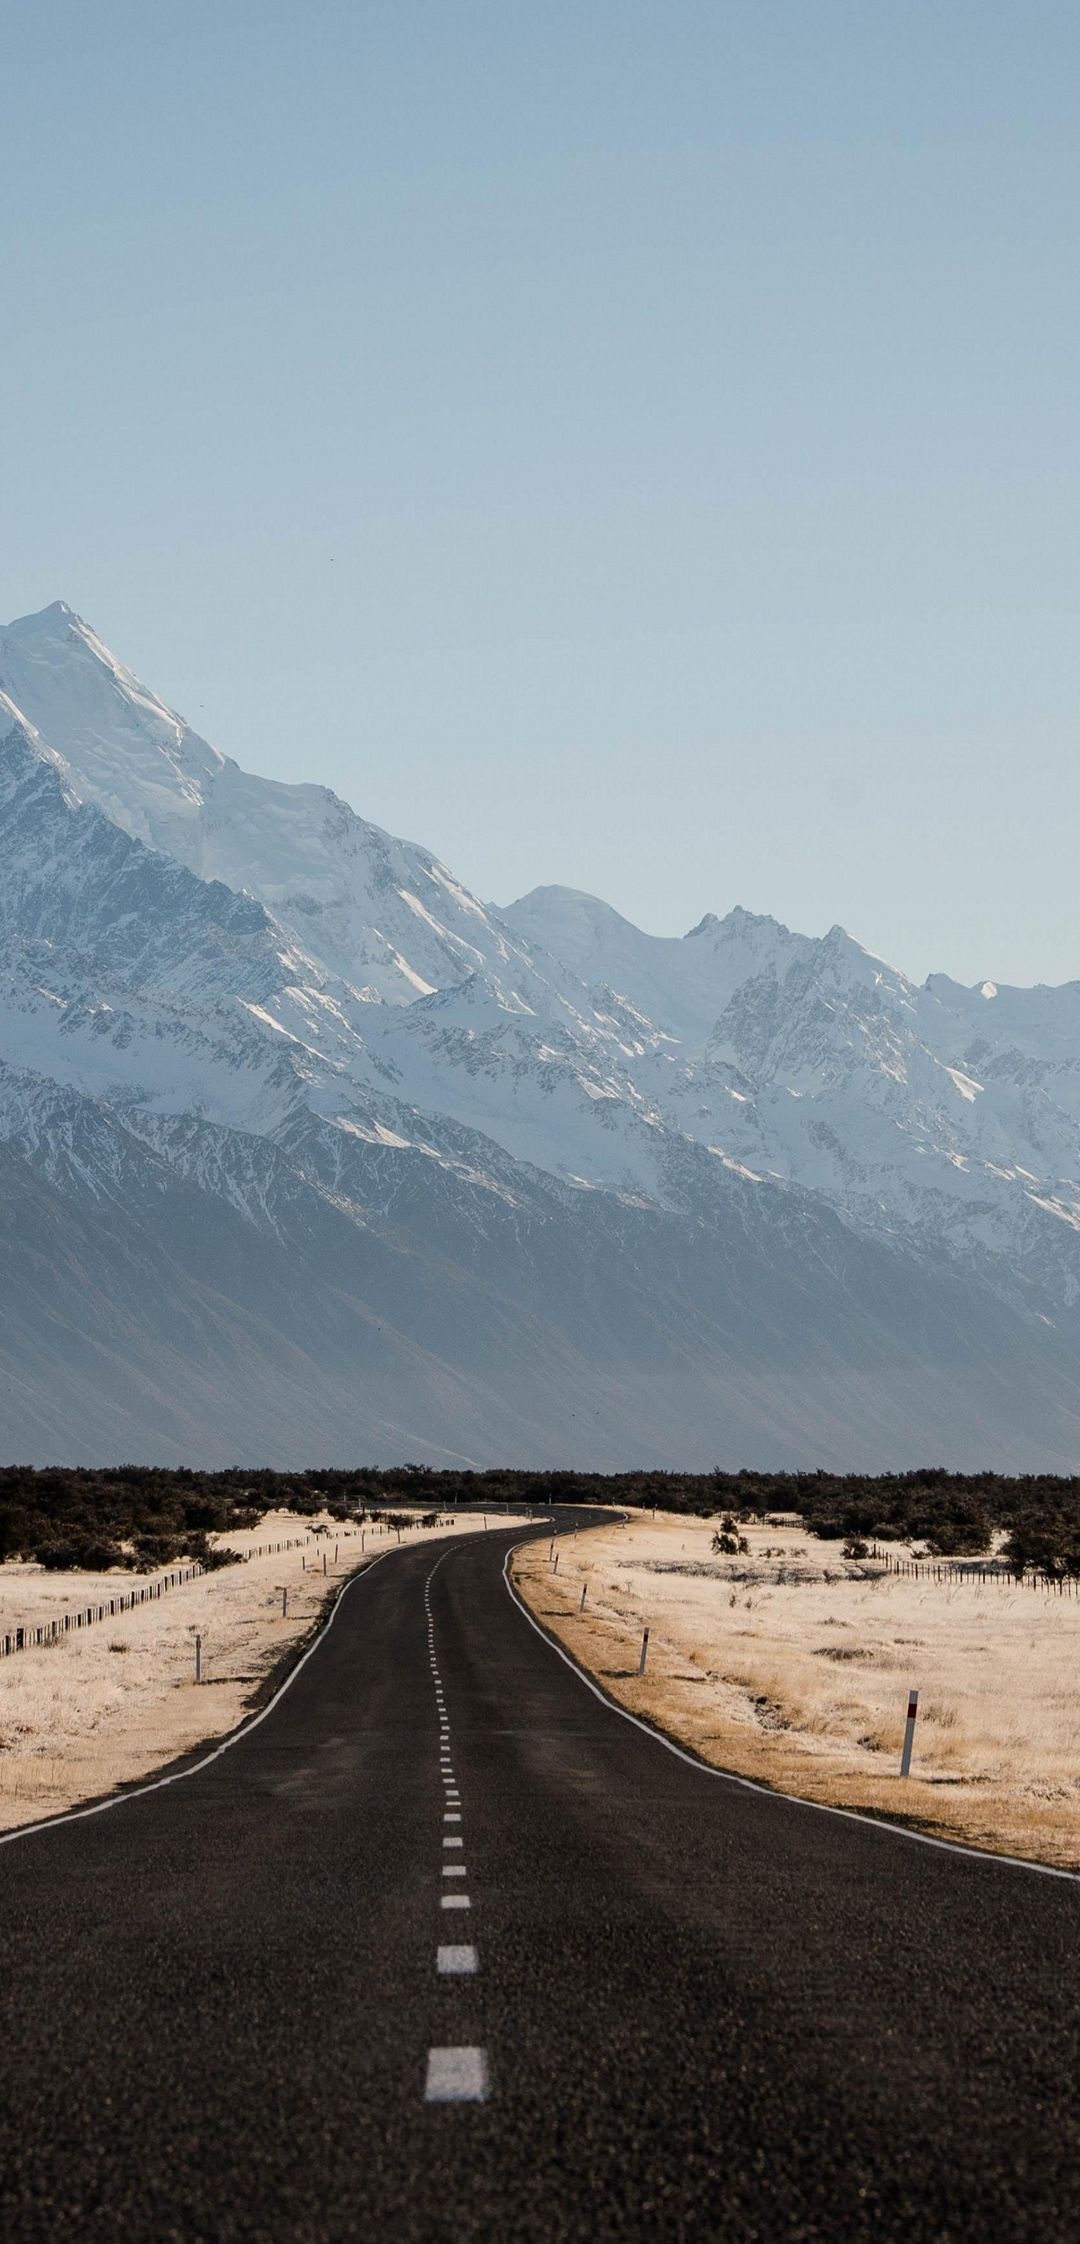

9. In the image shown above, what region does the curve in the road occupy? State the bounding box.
[2,1510,1080,2244]
[503,1534,1080,1886]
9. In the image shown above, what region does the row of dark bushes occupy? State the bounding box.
[3,1464,1080,1572]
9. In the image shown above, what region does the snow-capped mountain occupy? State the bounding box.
[0,603,533,1005]
[1,598,1079,1468]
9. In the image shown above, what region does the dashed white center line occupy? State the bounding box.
[437,1944,478,1976]
[426,1556,489,2104]
[424,2046,488,2103]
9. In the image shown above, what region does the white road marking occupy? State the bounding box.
[443,1836,464,1848]
[443,1864,467,1878]
[424,2046,488,2103]
[441,1892,471,1909]
[437,1944,478,1975]
[444,1812,462,1822]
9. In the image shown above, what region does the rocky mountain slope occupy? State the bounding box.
[1,601,1078,1467]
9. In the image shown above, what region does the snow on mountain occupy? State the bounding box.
[503,887,813,1050]
[0,603,531,1006]
[3,597,1080,1466]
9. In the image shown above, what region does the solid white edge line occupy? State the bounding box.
[0,1528,480,1852]
[503,1530,1080,1888]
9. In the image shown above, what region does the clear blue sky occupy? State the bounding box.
[3,2,1078,985]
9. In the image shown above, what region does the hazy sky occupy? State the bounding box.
[3,3,1078,985]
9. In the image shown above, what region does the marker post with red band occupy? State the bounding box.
[900,1687,919,1776]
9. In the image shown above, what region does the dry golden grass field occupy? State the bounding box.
[0,1510,527,1833]
[512,1512,1080,1870]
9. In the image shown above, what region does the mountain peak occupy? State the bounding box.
[684,904,794,948]
[3,601,91,650]
[817,921,898,980]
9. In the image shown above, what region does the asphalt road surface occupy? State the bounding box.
[2,1510,1080,2243]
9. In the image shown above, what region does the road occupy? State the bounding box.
[1,1510,1080,2242]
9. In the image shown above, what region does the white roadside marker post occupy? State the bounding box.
[638,1627,650,1676]
[282,1587,288,1618]
[195,1634,202,1685]
[580,1582,588,1612]
[323,1553,328,1577]
[900,1688,919,1776]
[553,1552,559,1574]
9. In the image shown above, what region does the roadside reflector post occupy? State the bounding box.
[900,1688,919,1776]
[195,1634,203,1685]
[282,1587,288,1618]
[553,1551,559,1574]
[323,1553,328,1576]
[638,1628,650,1676]
[580,1582,588,1612]
[302,1554,306,1570]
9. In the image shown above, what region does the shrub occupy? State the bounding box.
[35,1538,128,1572]
[712,1516,749,1556]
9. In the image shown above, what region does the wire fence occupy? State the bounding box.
[870,1548,1080,1597]
[0,1529,363,1660]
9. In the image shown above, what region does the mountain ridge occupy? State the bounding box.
[1,600,1078,1466]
